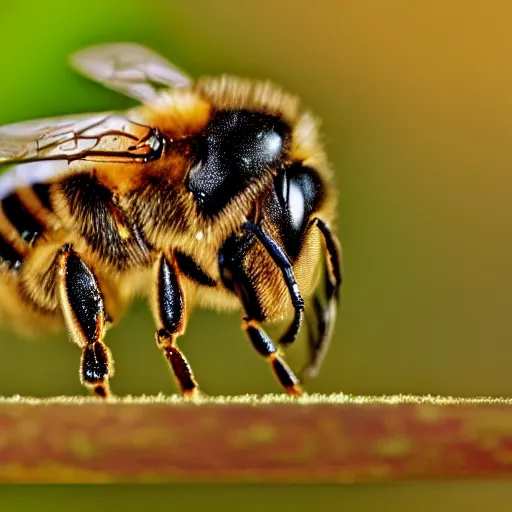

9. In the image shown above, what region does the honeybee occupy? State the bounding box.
[0,43,342,398]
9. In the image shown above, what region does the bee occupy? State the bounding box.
[0,43,342,398]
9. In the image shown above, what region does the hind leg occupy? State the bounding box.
[56,244,114,398]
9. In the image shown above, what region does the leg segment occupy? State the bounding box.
[56,244,113,398]
[152,253,198,398]
[316,218,343,301]
[219,226,303,395]
[301,288,337,382]
[243,221,304,346]
[243,318,302,396]
[299,218,343,383]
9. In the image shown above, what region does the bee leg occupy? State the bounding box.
[56,244,113,398]
[153,253,199,399]
[219,223,304,394]
[299,218,343,383]
[242,221,305,346]
[315,218,343,303]
[300,290,336,383]
[243,317,303,396]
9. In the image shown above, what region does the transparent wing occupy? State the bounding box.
[0,160,69,200]
[70,42,192,103]
[0,111,163,167]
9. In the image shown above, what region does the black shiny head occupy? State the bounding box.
[186,109,290,216]
[266,163,324,261]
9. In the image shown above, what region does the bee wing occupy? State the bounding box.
[0,160,69,200]
[70,42,192,104]
[0,111,161,167]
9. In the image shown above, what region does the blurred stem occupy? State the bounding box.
[0,394,511,482]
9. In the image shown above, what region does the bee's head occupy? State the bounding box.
[186,108,290,216]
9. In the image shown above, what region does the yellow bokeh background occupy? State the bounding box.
[1,0,512,506]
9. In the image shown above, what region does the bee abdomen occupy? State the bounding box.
[1,192,45,245]
[0,233,23,270]
[0,186,53,271]
[32,183,54,213]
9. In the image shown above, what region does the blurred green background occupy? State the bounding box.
[1,0,512,507]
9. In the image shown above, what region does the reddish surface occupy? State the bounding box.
[0,400,512,482]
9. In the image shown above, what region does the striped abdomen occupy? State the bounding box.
[0,182,53,271]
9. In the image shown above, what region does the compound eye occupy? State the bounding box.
[288,178,306,231]
[274,169,289,210]
[274,170,306,230]
[271,164,324,259]
[275,166,320,231]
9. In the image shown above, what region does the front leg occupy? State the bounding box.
[56,244,114,398]
[219,226,303,396]
[151,253,199,399]
[243,317,302,396]
[299,218,343,383]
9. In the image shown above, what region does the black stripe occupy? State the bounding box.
[60,174,151,270]
[32,183,53,211]
[0,233,22,269]
[2,193,44,244]
[175,250,216,287]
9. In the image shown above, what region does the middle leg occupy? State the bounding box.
[151,252,199,398]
